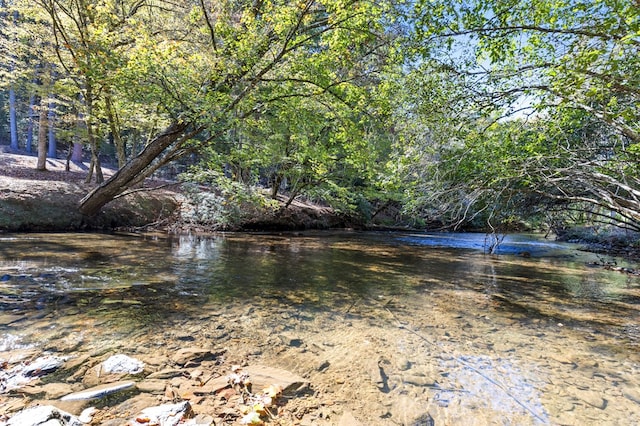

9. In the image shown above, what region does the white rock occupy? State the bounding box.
[61,381,135,401]
[129,401,193,426]
[1,355,67,392]
[77,407,98,423]
[102,354,145,374]
[4,405,83,426]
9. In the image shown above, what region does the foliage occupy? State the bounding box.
[401,0,640,231]
[2,0,640,232]
[179,169,278,230]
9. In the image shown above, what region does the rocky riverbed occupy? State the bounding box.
[0,347,318,425]
[0,294,438,426]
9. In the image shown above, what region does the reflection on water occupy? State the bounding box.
[1,231,639,424]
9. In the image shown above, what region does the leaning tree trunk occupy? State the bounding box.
[79,121,192,216]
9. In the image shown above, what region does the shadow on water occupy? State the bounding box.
[1,231,640,424]
[1,232,639,331]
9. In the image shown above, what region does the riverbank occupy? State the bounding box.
[0,152,355,233]
[2,151,639,262]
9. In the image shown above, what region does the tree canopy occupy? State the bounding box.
[1,0,639,233]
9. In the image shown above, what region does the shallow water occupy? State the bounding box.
[1,231,639,424]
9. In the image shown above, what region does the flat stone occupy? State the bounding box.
[136,379,167,394]
[112,393,159,416]
[139,355,169,367]
[548,354,577,366]
[278,334,304,347]
[61,380,135,401]
[0,355,68,392]
[396,358,412,371]
[195,375,229,395]
[62,354,91,372]
[146,368,184,379]
[574,389,607,409]
[243,365,308,394]
[171,348,217,366]
[40,382,76,399]
[622,386,640,405]
[403,374,436,387]
[22,355,67,377]
[5,405,83,426]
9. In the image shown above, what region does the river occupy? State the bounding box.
[0,231,639,425]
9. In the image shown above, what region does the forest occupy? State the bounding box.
[0,0,638,236]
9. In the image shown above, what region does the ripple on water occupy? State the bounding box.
[0,334,34,352]
[436,354,549,423]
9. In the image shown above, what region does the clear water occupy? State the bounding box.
[0,231,639,424]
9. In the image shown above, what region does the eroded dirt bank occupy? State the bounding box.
[0,152,351,233]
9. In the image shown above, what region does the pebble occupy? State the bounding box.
[396,358,412,371]
[317,360,330,372]
[278,334,304,347]
[78,407,98,424]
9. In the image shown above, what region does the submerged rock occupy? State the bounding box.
[338,411,362,426]
[0,355,67,392]
[410,413,435,426]
[243,365,308,394]
[171,348,219,366]
[3,405,83,426]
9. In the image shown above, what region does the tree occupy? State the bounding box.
[405,0,640,230]
[2,0,62,159]
[1,4,20,151]
[74,0,396,216]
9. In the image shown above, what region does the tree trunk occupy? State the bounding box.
[270,174,282,199]
[72,142,83,162]
[26,93,36,153]
[84,156,95,183]
[65,144,72,171]
[9,86,18,151]
[36,100,47,170]
[82,85,104,184]
[8,10,19,151]
[47,97,56,158]
[71,96,84,163]
[105,94,126,168]
[79,121,192,216]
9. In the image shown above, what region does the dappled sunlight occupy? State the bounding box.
[0,232,639,424]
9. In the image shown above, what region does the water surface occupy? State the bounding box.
[0,232,639,424]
